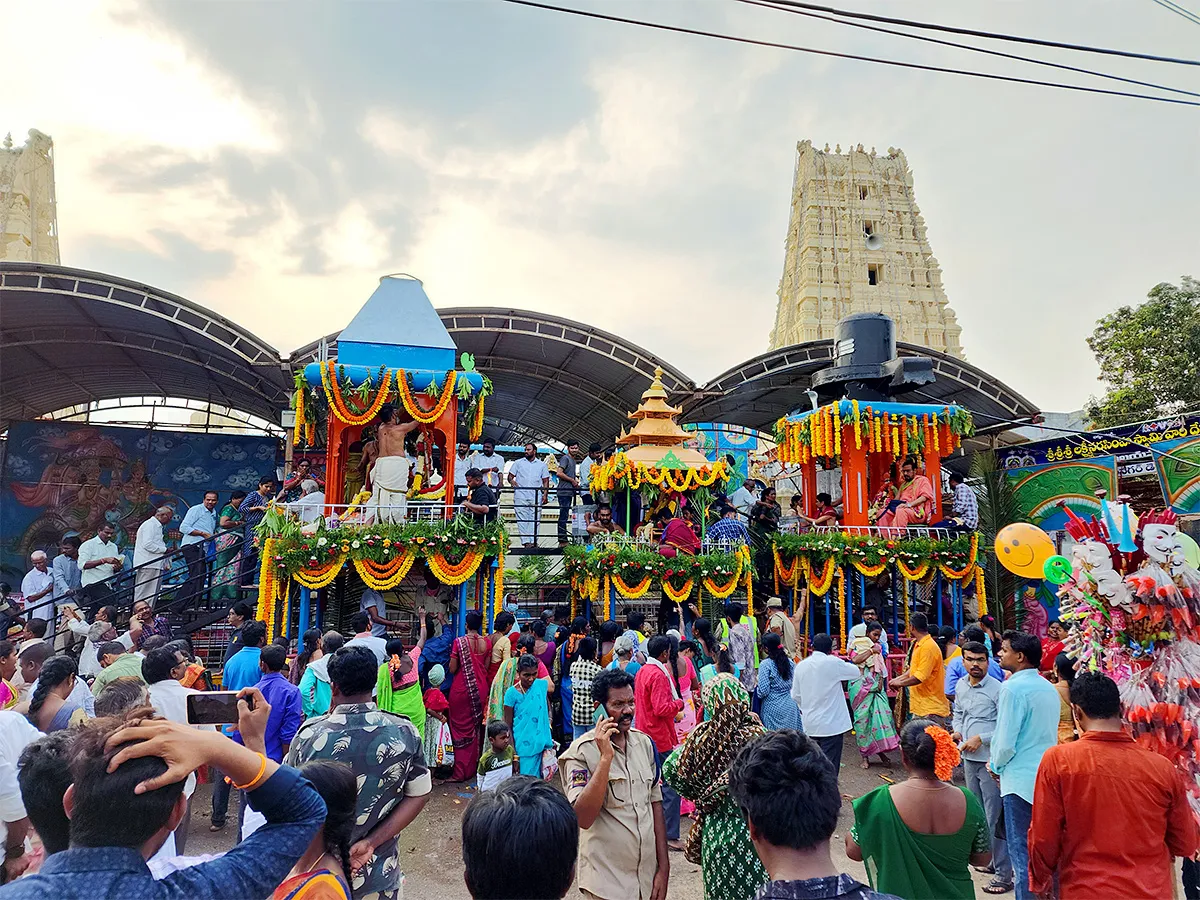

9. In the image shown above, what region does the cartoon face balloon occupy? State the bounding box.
[995,523,1056,579]
[1143,523,1179,565]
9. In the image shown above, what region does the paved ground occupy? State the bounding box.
[182,733,999,898]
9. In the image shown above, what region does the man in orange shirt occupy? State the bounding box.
[1029,672,1199,898]
[890,613,950,726]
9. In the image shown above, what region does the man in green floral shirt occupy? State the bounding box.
[287,645,431,899]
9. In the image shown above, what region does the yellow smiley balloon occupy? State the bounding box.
[994,523,1057,579]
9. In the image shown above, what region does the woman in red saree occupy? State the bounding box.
[876,457,935,529]
[448,610,491,782]
[661,517,701,555]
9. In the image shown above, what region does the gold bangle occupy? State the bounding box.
[231,752,268,791]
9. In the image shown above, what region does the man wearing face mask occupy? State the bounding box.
[559,668,670,900]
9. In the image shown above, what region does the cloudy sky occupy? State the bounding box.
[8,0,1198,417]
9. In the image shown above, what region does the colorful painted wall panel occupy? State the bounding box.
[1,421,279,583]
[1004,458,1118,530]
[1155,435,1200,514]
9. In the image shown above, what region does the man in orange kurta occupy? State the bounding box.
[876,457,935,528]
[1029,672,1198,898]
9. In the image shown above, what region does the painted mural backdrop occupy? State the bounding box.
[1004,458,1119,531]
[0,421,279,583]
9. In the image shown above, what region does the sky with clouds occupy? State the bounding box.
[7,0,1198,418]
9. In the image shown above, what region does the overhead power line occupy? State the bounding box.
[740,0,1200,99]
[757,0,1200,66]
[1147,0,1200,27]
[499,0,1200,107]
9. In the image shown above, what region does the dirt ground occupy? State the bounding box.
[182,733,998,899]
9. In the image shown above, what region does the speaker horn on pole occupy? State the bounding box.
[864,233,883,250]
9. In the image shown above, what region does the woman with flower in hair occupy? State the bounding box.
[846,719,991,899]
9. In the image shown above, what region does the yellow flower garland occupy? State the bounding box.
[469,396,486,441]
[293,388,305,446]
[773,548,800,590]
[936,534,979,581]
[493,546,506,620]
[425,549,483,585]
[256,537,278,635]
[293,555,346,590]
[804,557,838,596]
[662,578,695,604]
[321,361,391,426]
[837,567,847,649]
[603,575,611,621]
[396,369,457,424]
[851,558,889,578]
[353,553,416,591]
[896,559,932,581]
[703,570,742,599]
[975,566,988,617]
[613,573,654,599]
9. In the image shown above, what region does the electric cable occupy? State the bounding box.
[498,0,1200,107]
[1147,0,1200,27]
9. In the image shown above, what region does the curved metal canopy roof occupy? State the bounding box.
[290,308,696,448]
[2,263,1038,444]
[0,263,291,429]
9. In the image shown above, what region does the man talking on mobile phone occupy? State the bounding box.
[558,668,670,900]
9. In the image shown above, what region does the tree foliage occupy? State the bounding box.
[970,449,1024,631]
[1086,276,1200,428]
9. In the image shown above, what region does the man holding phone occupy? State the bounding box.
[559,668,670,900]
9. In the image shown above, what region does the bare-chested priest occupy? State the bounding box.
[370,403,419,522]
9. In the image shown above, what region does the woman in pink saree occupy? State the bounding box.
[447,610,492,782]
[876,457,935,529]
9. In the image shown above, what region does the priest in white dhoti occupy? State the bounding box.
[133,507,173,608]
[369,403,420,524]
[507,442,550,548]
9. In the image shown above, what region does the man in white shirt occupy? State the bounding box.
[453,442,472,501]
[0,708,41,876]
[178,491,218,607]
[345,611,389,665]
[507,443,550,548]
[133,507,173,608]
[470,440,505,491]
[78,522,124,609]
[790,632,870,772]
[287,480,326,525]
[729,478,758,520]
[19,552,53,628]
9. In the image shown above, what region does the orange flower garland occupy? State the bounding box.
[426,548,484,585]
[396,369,457,424]
[293,555,345,590]
[469,396,486,441]
[256,537,279,636]
[703,569,742,599]
[321,361,391,426]
[774,548,800,589]
[837,566,847,649]
[851,558,889,578]
[925,726,961,781]
[896,559,931,581]
[804,557,838,596]
[353,553,416,591]
[613,573,654,599]
[936,533,979,580]
[662,578,695,604]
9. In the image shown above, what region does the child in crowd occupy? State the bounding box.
[423,686,454,781]
[477,721,516,791]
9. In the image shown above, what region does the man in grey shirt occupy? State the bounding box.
[952,639,1011,893]
[556,441,582,547]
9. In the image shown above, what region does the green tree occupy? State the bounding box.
[970,450,1024,631]
[1086,276,1200,428]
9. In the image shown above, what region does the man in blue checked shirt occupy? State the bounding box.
[4,687,325,899]
[176,491,217,608]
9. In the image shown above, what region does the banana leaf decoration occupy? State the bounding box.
[424,373,441,398]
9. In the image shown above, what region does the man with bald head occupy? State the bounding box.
[133,507,173,608]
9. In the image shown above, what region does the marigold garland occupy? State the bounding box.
[293,555,346,590]
[837,567,847,649]
[851,558,889,578]
[613,573,654,599]
[774,548,800,590]
[256,537,278,635]
[603,575,612,621]
[703,570,742,599]
[975,566,988,617]
[293,386,305,446]
[493,546,506,620]
[425,549,483,585]
[804,557,838,596]
[321,361,391,426]
[662,578,695,604]
[353,553,416,591]
[936,534,979,580]
[396,369,457,424]
[469,395,486,441]
[896,559,932,581]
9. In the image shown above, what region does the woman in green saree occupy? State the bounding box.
[847,718,991,900]
[376,613,427,738]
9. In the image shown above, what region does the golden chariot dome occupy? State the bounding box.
[615,368,712,468]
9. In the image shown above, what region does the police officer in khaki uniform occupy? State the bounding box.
[558,668,670,900]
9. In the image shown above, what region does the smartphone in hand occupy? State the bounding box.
[186,690,252,726]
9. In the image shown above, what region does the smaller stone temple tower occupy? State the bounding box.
[1,129,60,264]
[768,140,963,357]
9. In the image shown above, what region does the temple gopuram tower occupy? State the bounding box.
[1,129,60,264]
[768,140,963,358]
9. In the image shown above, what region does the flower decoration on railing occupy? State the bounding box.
[774,401,975,466]
[564,544,752,618]
[256,516,508,599]
[587,451,730,494]
[773,531,980,587]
